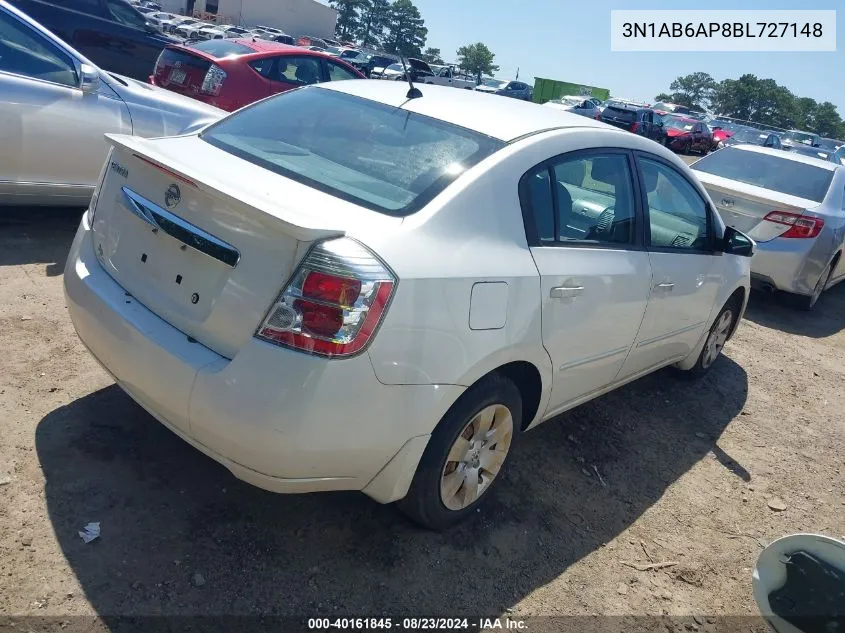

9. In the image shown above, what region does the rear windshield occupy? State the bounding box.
[602,106,637,122]
[692,147,834,203]
[189,39,254,57]
[200,87,505,215]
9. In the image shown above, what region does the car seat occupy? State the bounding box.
[295,61,319,84]
[586,157,632,243]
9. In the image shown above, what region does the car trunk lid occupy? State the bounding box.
[693,172,816,241]
[91,133,398,359]
[152,46,213,97]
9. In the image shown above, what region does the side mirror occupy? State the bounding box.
[723,226,755,257]
[79,64,100,94]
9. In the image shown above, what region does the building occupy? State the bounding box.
[161,0,338,39]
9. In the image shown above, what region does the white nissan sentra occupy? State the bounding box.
[65,81,753,529]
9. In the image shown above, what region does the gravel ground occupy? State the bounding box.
[1,203,843,626]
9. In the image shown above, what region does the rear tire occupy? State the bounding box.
[678,298,739,379]
[683,139,692,154]
[397,373,522,531]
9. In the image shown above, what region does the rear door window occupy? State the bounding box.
[522,152,638,246]
[271,56,322,85]
[104,0,147,28]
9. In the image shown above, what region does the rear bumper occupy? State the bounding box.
[751,235,832,296]
[64,214,463,502]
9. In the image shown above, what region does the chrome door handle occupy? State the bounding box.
[550,285,584,299]
[654,282,675,291]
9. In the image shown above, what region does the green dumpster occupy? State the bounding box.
[532,78,611,104]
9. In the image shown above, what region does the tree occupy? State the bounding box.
[456,42,499,83]
[421,47,443,64]
[383,0,427,57]
[653,72,716,111]
[813,102,842,138]
[329,0,362,41]
[357,0,390,48]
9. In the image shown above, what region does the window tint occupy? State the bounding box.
[190,38,254,57]
[692,147,834,203]
[602,106,637,123]
[0,9,78,88]
[271,56,321,85]
[104,0,147,28]
[201,87,505,216]
[326,61,357,81]
[524,153,637,246]
[248,57,273,77]
[66,0,101,10]
[640,158,710,250]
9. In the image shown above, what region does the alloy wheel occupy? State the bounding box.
[702,309,733,369]
[439,404,513,511]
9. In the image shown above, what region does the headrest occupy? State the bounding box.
[590,156,623,185]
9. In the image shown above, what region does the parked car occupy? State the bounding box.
[543,95,601,118]
[475,79,532,100]
[295,35,329,48]
[652,101,693,115]
[663,116,713,154]
[151,38,364,111]
[818,137,844,151]
[65,82,752,529]
[216,24,250,38]
[0,0,222,206]
[722,127,782,150]
[692,145,845,309]
[145,11,175,28]
[7,0,177,80]
[781,130,821,150]
[710,126,733,146]
[364,54,398,77]
[599,103,663,142]
[173,21,213,39]
[159,14,197,34]
[195,25,228,40]
[427,64,476,89]
[788,145,836,163]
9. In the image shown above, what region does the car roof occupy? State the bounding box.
[315,81,607,142]
[728,144,839,170]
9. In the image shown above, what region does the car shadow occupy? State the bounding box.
[743,283,845,338]
[0,207,83,276]
[36,356,748,619]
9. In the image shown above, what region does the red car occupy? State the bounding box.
[710,125,734,147]
[150,38,364,112]
[662,116,713,154]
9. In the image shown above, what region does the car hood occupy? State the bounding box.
[106,73,224,135]
[406,57,433,73]
[667,128,691,137]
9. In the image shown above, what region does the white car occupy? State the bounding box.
[160,15,196,34]
[64,82,753,529]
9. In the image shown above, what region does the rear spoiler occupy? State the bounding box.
[104,134,345,243]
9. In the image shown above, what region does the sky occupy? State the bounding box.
[398,0,844,112]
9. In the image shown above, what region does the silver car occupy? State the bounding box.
[0,0,223,206]
[691,145,845,309]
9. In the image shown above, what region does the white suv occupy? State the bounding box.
[64,82,753,529]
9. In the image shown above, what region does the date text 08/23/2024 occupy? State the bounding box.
[307,617,528,630]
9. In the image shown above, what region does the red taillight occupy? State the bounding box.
[256,238,396,358]
[302,270,361,306]
[200,64,227,95]
[630,122,640,133]
[763,211,824,239]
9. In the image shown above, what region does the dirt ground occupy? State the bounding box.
[1,203,843,626]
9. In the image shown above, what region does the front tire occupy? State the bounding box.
[680,299,739,379]
[397,374,522,530]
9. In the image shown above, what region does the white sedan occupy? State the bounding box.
[64,82,753,529]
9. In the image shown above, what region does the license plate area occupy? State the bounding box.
[168,68,187,84]
[97,195,233,324]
